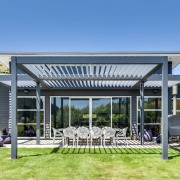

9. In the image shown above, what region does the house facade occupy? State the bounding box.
[0,77,172,139]
[0,52,180,142]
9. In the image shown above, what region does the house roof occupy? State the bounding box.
[1,51,180,69]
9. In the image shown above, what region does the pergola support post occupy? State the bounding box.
[11,57,17,159]
[162,57,168,160]
[36,82,41,145]
[140,81,144,145]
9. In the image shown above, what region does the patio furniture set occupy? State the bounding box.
[52,126,128,147]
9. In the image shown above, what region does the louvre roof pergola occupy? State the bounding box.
[5,55,173,160]
[20,63,159,88]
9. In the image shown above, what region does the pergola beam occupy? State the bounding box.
[37,75,146,81]
[0,74,33,81]
[148,75,180,81]
[132,64,162,88]
[17,64,49,88]
[16,56,164,64]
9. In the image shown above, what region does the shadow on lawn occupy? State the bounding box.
[168,148,180,160]
[18,147,180,159]
[57,147,180,155]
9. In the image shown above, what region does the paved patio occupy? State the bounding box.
[2,139,179,148]
[2,139,180,149]
[2,136,179,149]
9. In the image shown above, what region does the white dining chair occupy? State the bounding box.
[76,126,89,146]
[63,127,76,147]
[116,127,128,146]
[52,127,64,146]
[102,127,115,146]
[90,127,102,146]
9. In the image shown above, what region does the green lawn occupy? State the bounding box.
[0,148,180,180]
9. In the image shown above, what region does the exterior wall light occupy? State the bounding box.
[153,89,158,94]
[23,89,29,93]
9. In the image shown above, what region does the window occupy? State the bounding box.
[17,97,45,137]
[137,97,161,137]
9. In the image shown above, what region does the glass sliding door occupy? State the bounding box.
[92,98,111,127]
[50,96,131,137]
[112,97,130,136]
[71,98,89,127]
[51,97,69,136]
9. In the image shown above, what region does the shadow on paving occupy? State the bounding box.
[18,147,180,159]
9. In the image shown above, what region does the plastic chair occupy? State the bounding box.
[102,127,115,146]
[63,127,76,147]
[116,127,128,146]
[76,127,89,146]
[52,127,64,146]
[90,127,102,146]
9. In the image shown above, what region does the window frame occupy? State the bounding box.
[17,96,45,139]
[137,96,161,136]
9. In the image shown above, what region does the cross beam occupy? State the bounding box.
[16,56,164,64]
[17,64,49,88]
[37,75,146,81]
[132,64,162,88]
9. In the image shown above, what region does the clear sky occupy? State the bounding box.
[0,0,180,52]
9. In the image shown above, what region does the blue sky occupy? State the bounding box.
[0,0,180,52]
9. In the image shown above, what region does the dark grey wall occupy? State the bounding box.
[18,89,161,97]
[0,84,9,132]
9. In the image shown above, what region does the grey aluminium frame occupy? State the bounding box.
[16,56,165,65]
[162,57,168,160]
[11,57,17,159]
[11,55,168,160]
